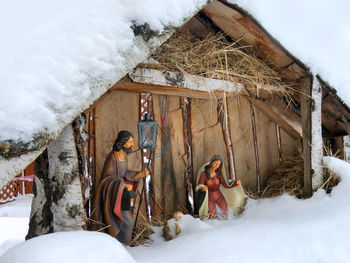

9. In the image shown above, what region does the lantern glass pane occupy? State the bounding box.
[138,121,157,149]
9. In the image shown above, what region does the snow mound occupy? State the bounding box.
[0,231,137,263]
[0,194,33,218]
[129,157,350,263]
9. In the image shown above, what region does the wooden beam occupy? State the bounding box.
[202,1,309,81]
[111,80,238,100]
[301,77,312,197]
[311,76,323,189]
[128,68,243,94]
[245,97,302,140]
[217,97,237,181]
[181,97,195,214]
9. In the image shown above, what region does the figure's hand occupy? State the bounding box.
[201,186,208,192]
[124,184,133,191]
[142,170,150,178]
[137,170,150,178]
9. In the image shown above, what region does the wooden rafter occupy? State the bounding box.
[245,97,302,140]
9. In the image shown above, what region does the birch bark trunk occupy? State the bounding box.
[311,76,323,189]
[26,125,86,239]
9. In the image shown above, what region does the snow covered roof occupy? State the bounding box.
[1,0,349,187]
[0,0,210,186]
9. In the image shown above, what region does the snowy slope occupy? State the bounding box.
[1,157,350,262]
[0,0,208,143]
[128,157,350,263]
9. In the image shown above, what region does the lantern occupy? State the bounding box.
[121,190,137,210]
[138,113,158,150]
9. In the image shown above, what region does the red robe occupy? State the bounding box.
[198,172,238,218]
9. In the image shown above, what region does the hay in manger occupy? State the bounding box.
[145,32,295,96]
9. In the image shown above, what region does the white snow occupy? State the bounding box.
[0,194,32,256]
[231,0,350,106]
[0,0,208,143]
[0,231,137,263]
[2,157,350,262]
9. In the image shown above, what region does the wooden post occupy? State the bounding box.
[301,77,313,197]
[181,97,194,214]
[139,93,155,221]
[249,102,260,192]
[26,125,86,239]
[72,114,91,217]
[217,97,237,181]
[344,135,350,162]
[311,76,323,189]
[87,109,96,214]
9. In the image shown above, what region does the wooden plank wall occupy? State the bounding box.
[253,104,280,186]
[94,91,141,186]
[191,97,228,183]
[92,90,301,219]
[152,95,187,217]
[227,97,256,191]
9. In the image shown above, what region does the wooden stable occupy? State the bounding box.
[8,0,350,238]
[85,76,301,218]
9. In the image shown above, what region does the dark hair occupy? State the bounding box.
[112,130,134,152]
[204,155,223,179]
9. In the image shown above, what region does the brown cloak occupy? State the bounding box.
[89,151,139,238]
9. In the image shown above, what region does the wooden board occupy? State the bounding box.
[253,105,280,187]
[202,1,308,81]
[94,90,141,188]
[151,95,187,218]
[280,129,301,160]
[191,97,228,183]
[227,96,257,191]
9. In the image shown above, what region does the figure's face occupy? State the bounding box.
[211,160,221,170]
[123,137,134,149]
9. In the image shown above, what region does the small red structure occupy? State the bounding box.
[0,161,35,204]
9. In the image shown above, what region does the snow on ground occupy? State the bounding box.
[231,0,350,106]
[129,157,350,263]
[0,231,136,263]
[1,157,350,262]
[0,195,33,256]
[0,0,207,143]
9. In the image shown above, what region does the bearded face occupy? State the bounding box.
[121,136,134,154]
[122,145,133,154]
[113,131,135,153]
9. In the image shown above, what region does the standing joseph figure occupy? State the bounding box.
[90,130,149,245]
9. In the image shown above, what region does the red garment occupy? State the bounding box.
[198,172,237,218]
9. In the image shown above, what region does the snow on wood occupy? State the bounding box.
[311,76,323,189]
[27,125,85,239]
[0,150,44,189]
[129,68,244,93]
[344,136,350,162]
[48,125,85,232]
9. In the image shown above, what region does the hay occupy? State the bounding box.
[248,146,341,200]
[129,213,166,247]
[257,151,304,199]
[145,32,293,95]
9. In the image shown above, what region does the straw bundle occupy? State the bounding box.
[129,214,165,247]
[247,147,340,200]
[247,151,304,199]
[147,32,292,95]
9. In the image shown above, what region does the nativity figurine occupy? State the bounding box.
[195,155,246,219]
[90,130,149,245]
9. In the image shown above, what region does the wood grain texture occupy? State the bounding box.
[227,96,257,191]
[253,104,280,187]
[94,90,141,189]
